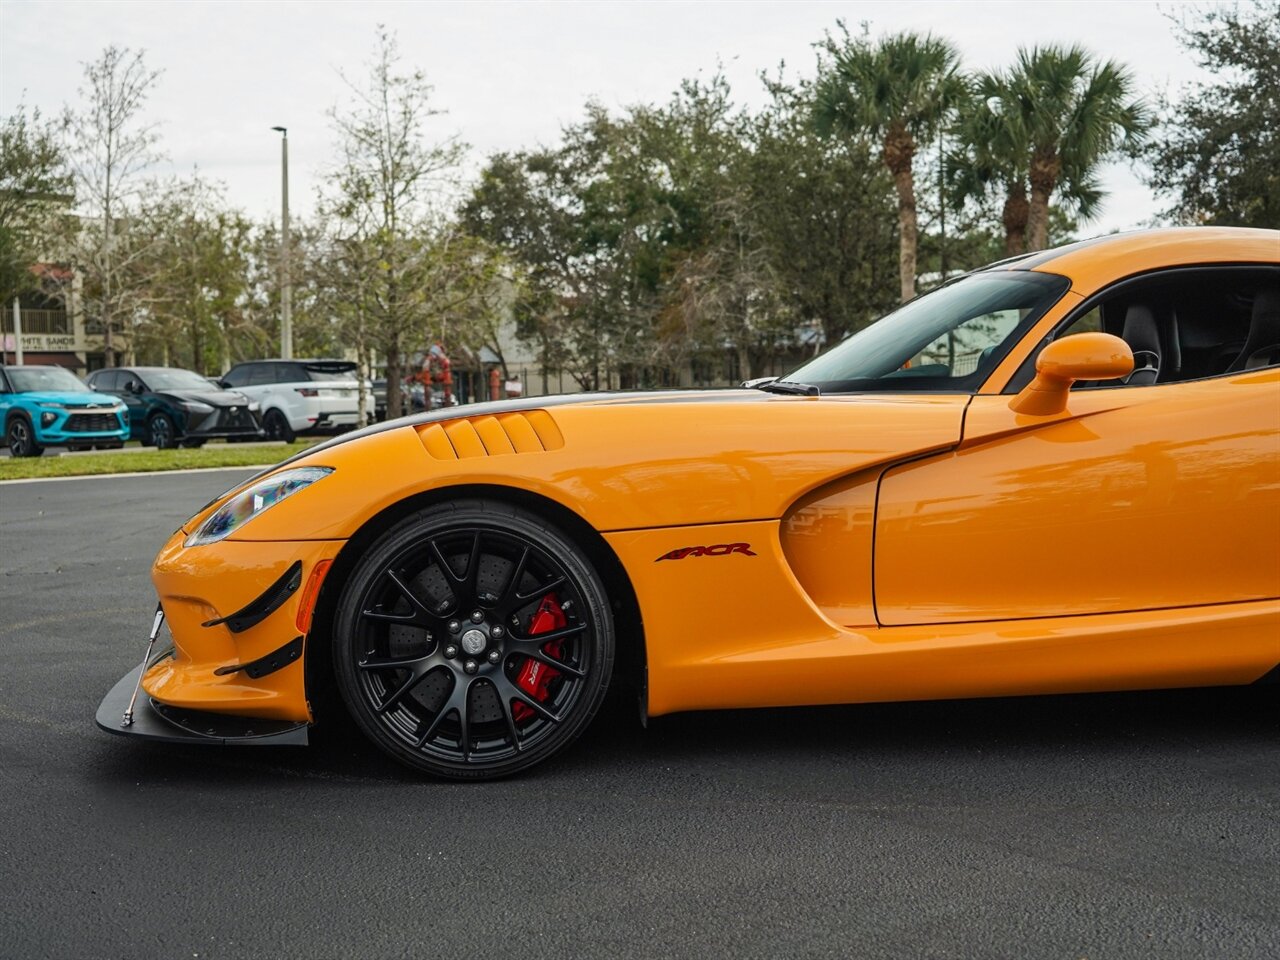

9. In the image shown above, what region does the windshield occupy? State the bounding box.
[783,271,1070,393]
[7,366,91,393]
[143,368,219,391]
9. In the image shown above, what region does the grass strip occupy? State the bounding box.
[0,442,316,481]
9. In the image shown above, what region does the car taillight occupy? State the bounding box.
[295,388,318,397]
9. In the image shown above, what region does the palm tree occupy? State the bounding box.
[949,69,1106,256]
[814,30,964,301]
[1003,45,1148,251]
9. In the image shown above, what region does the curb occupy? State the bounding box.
[0,466,262,486]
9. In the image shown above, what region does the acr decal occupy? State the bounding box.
[655,543,757,562]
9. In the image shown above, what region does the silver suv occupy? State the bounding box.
[221,359,368,442]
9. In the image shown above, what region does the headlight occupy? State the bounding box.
[185,466,334,547]
[181,400,214,414]
[38,402,66,409]
[41,411,57,426]
[248,401,260,412]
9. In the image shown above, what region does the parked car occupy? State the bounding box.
[221,359,369,442]
[87,366,265,449]
[371,379,428,422]
[96,228,1280,781]
[0,363,130,457]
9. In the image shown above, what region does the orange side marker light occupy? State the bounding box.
[296,559,333,635]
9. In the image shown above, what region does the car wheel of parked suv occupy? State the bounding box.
[263,409,296,443]
[6,415,43,458]
[147,413,177,449]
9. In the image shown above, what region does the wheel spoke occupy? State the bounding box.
[462,533,483,598]
[496,546,530,609]
[495,682,522,752]
[363,569,435,625]
[414,675,466,747]
[527,649,585,679]
[494,673,562,724]
[358,653,431,672]
[511,622,588,646]
[429,538,466,585]
[514,574,566,603]
[376,668,428,714]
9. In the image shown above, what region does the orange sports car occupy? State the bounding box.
[96,227,1280,779]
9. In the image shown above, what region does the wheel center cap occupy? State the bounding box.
[460,628,487,656]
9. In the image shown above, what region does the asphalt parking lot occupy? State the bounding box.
[1,471,1277,959]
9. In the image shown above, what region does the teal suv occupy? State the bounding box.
[0,364,130,457]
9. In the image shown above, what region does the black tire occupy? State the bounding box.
[147,413,176,449]
[263,409,296,443]
[332,499,615,780]
[180,438,207,448]
[6,416,43,458]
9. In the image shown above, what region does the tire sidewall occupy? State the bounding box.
[148,414,175,449]
[331,499,615,780]
[7,415,36,457]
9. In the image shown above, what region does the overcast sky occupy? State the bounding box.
[2,0,1210,233]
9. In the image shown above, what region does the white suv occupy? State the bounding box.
[221,359,369,442]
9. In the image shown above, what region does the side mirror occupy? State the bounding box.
[1009,332,1133,416]
[127,380,144,394]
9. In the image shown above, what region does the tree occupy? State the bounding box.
[59,46,163,366]
[1001,44,1147,251]
[322,27,466,419]
[948,69,1105,256]
[813,27,964,301]
[1146,1,1280,227]
[0,104,72,302]
[130,177,256,373]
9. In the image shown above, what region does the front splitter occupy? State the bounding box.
[95,664,309,746]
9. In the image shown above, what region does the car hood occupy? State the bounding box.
[19,391,125,407]
[157,388,254,406]
[215,388,971,534]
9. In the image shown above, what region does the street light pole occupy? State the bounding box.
[272,126,292,359]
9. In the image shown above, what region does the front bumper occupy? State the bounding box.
[35,407,130,445]
[134,533,345,724]
[96,662,308,745]
[182,406,265,440]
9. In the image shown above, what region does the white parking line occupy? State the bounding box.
[0,465,260,486]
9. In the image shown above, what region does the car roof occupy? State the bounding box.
[996,226,1280,290]
[232,358,354,365]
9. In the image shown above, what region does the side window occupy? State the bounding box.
[248,365,276,387]
[0,370,10,392]
[276,363,306,383]
[223,365,250,387]
[1007,266,1280,392]
[95,370,121,392]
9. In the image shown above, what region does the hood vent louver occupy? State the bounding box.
[416,410,564,460]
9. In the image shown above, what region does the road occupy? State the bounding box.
[0,471,1276,959]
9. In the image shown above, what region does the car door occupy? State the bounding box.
[874,267,1280,626]
[116,370,151,426]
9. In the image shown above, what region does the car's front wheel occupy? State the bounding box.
[332,500,615,780]
[263,409,296,443]
[6,416,43,458]
[147,414,176,449]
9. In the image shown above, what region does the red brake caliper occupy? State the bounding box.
[511,593,565,723]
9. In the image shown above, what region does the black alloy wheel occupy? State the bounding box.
[263,409,296,443]
[6,416,43,458]
[332,500,615,780]
[147,413,176,449]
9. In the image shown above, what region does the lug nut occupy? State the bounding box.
[448,620,461,633]
[443,645,458,659]
[464,660,478,674]
[470,610,485,623]
[491,624,504,638]
[487,649,501,663]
